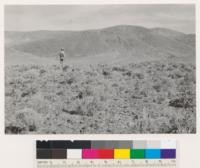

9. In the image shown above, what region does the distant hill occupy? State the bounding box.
[5,25,195,64]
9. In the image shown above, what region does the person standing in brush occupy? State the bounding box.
[59,48,65,70]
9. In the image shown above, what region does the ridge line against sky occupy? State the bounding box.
[5,4,195,33]
[4,25,193,35]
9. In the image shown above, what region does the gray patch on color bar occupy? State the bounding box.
[133,141,147,149]
[116,141,132,148]
[146,141,161,148]
[92,141,132,149]
[91,141,107,149]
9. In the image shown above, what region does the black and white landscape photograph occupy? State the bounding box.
[5,5,196,134]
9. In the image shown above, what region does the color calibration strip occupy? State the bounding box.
[37,140,176,159]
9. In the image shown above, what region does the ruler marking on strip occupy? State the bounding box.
[37,159,177,168]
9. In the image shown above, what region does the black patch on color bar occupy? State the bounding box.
[50,141,68,149]
[37,149,67,159]
[52,149,66,159]
[67,141,91,149]
[37,140,91,149]
[37,141,51,149]
[37,149,52,159]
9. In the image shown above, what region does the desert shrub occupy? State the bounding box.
[5,126,26,134]
[5,108,42,134]
[152,84,161,92]
[21,85,37,97]
[132,73,144,79]
[62,106,84,115]
[139,90,147,97]
[17,65,29,72]
[112,66,126,72]
[56,91,63,96]
[66,78,75,85]
[63,65,69,71]
[5,87,14,97]
[155,95,165,104]
[15,108,41,131]
[30,65,40,69]
[183,72,195,84]
[169,97,194,108]
[102,70,110,76]
[40,69,46,74]
[21,91,30,97]
[123,71,132,77]
[166,64,174,71]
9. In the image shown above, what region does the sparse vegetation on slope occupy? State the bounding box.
[5,25,195,62]
[5,61,196,134]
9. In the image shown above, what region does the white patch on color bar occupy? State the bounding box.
[161,140,176,149]
[67,149,82,159]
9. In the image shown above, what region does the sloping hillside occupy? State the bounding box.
[150,28,195,47]
[5,25,195,64]
[5,61,196,134]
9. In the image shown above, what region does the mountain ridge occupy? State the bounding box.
[5,25,195,65]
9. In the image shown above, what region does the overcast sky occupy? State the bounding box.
[5,5,195,33]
